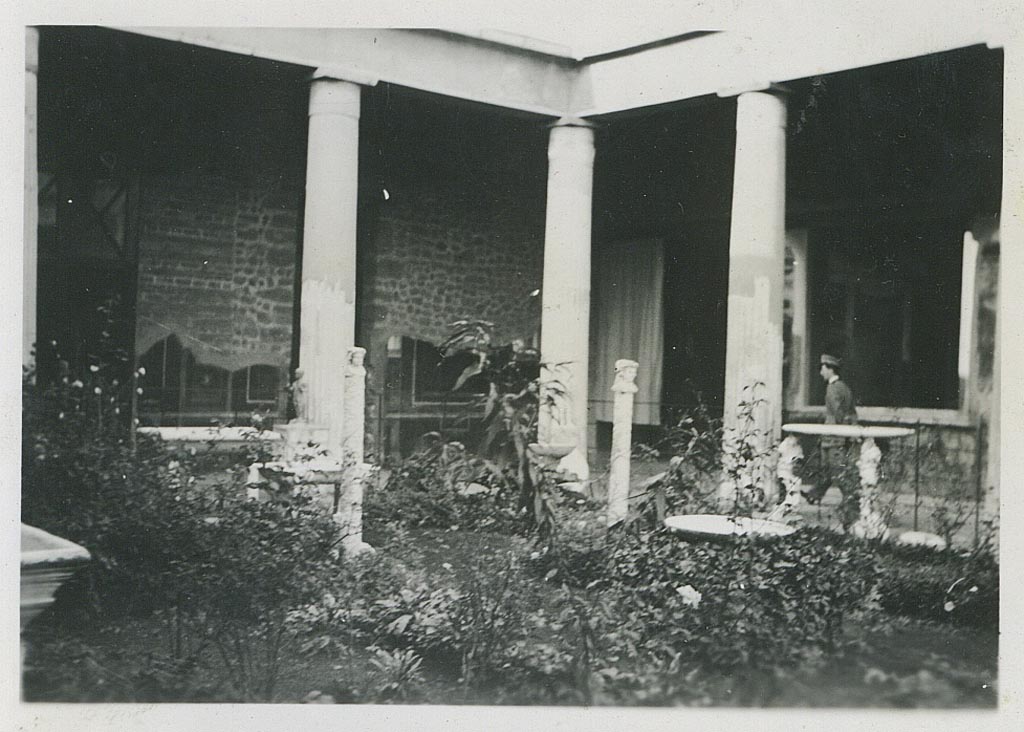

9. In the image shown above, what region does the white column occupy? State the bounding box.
[995,35,1024,533]
[607,359,638,527]
[539,118,595,481]
[722,90,788,446]
[297,74,364,456]
[24,27,39,367]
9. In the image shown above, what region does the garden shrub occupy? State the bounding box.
[23,360,350,701]
[540,526,882,675]
[367,552,539,690]
[22,633,227,702]
[874,545,998,628]
[364,443,523,534]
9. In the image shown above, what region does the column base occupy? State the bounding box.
[340,537,375,556]
[558,447,590,482]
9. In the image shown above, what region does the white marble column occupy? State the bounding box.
[296,73,365,456]
[539,117,596,481]
[24,27,39,367]
[994,35,1024,532]
[722,89,788,447]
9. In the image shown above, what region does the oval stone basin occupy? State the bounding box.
[21,524,91,628]
[664,514,798,540]
[527,443,576,460]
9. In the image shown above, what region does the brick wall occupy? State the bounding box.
[135,175,300,373]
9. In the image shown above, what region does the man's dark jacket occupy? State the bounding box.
[825,378,858,425]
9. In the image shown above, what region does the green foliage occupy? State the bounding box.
[23,338,998,706]
[23,355,348,701]
[22,633,226,702]
[439,319,542,465]
[366,646,426,702]
[365,441,524,533]
[439,319,570,521]
[874,544,998,628]
[368,552,536,691]
[632,387,780,523]
[536,525,882,674]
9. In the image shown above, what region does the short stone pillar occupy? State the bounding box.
[343,347,367,462]
[607,359,638,527]
[852,438,887,539]
[337,346,372,554]
[774,435,805,513]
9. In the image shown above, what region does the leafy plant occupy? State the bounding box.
[873,543,998,627]
[439,319,568,520]
[538,524,882,675]
[367,646,425,702]
[365,443,523,533]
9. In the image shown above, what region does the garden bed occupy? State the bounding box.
[21,360,999,707]
[24,524,997,707]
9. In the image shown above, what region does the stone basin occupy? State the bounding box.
[664,514,798,541]
[249,459,349,483]
[21,524,91,628]
[527,443,576,460]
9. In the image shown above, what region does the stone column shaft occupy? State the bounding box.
[298,76,362,455]
[993,36,1024,531]
[539,118,595,480]
[723,90,788,443]
[24,27,39,367]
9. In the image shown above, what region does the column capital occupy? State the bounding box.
[26,27,39,74]
[611,359,639,394]
[548,116,597,130]
[308,76,363,119]
[716,81,791,99]
[312,65,379,87]
[547,117,595,162]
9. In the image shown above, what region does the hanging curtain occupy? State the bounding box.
[590,239,664,424]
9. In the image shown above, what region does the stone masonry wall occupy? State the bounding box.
[362,185,546,380]
[135,175,300,373]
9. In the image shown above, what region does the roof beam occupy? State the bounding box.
[571,20,1008,116]
[115,16,1012,120]
[115,27,574,117]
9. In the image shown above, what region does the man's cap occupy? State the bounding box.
[820,353,842,368]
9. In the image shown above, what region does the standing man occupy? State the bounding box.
[803,354,859,519]
[820,353,858,425]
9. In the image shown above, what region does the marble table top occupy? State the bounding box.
[781,423,915,439]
